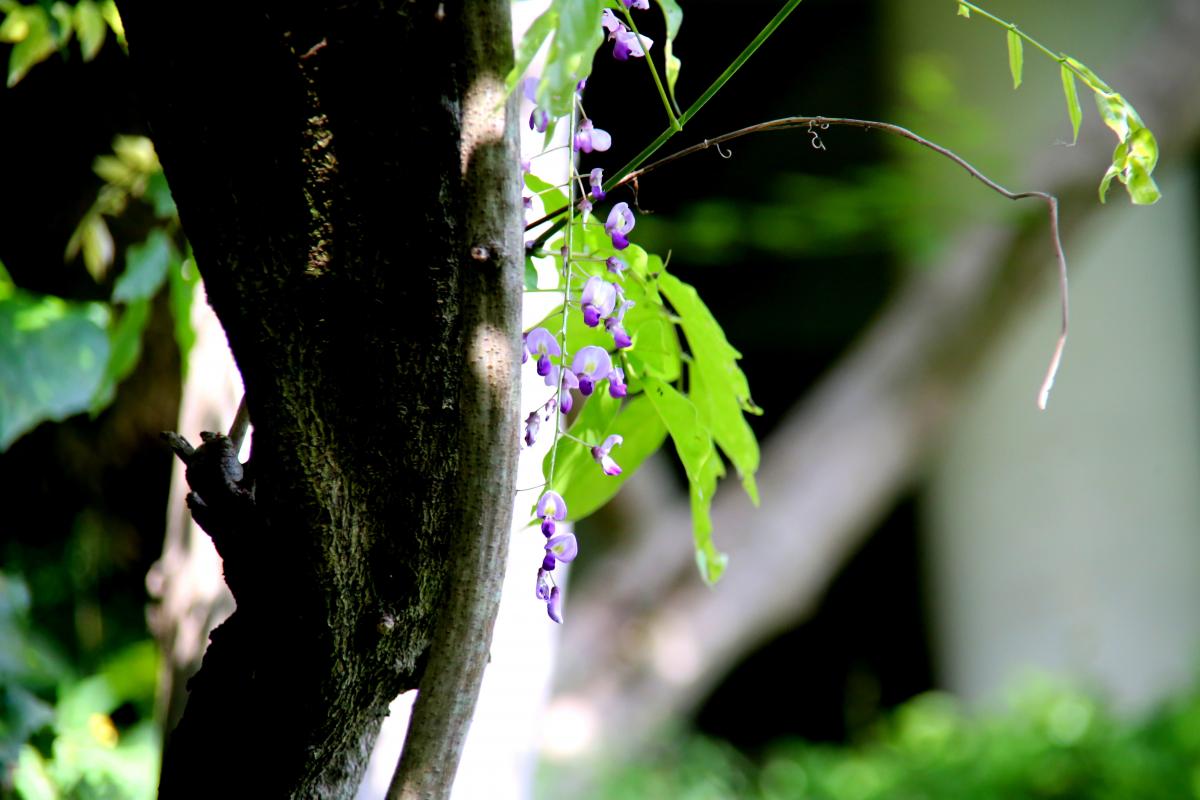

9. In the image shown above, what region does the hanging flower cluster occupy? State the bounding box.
[518,1,653,624]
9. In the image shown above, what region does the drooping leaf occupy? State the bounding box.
[112,229,175,304]
[657,271,761,503]
[656,0,683,106]
[1006,29,1023,89]
[0,291,110,450]
[642,377,727,584]
[1060,63,1082,144]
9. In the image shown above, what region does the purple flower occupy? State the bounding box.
[536,568,551,600]
[546,366,579,413]
[580,277,617,327]
[605,299,635,349]
[529,107,550,133]
[524,410,540,447]
[524,77,551,133]
[545,533,579,564]
[525,327,560,377]
[605,202,635,250]
[612,27,652,60]
[591,434,624,475]
[537,490,567,536]
[589,168,606,202]
[601,8,622,35]
[572,345,613,396]
[573,119,612,153]
[608,366,628,398]
[622,0,650,8]
[606,256,627,274]
[578,196,593,221]
[547,585,563,623]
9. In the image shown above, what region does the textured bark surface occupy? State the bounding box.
[118,2,521,797]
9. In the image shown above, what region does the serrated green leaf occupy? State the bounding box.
[1006,29,1023,90]
[113,229,174,304]
[0,291,109,450]
[542,394,667,522]
[1060,64,1082,144]
[74,0,106,60]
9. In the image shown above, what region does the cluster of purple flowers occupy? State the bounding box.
[519,0,654,624]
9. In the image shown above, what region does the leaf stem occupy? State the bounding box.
[620,6,680,132]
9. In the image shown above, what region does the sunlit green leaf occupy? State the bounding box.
[508,0,608,119]
[524,172,568,218]
[0,291,109,451]
[956,2,970,18]
[145,171,177,218]
[1063,56,1112,94]
[113,229,175,304]
[689,450,727,586]
[74,0,106,61]
[66,213,115,281]
[1060,63,1082,144]
[4,7,56,87]
[1006,29,1023,89]
[692,360,759,505]
[525,254,539,290]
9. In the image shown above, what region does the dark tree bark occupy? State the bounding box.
[117,2,522,797]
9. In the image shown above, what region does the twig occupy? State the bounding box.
[615,116,1069,408]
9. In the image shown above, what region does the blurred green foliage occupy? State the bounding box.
[585,676,1200,799]
[0,573,160,800]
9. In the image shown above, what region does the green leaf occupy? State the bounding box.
[168,253,200,373]
[543,394,667,521]
[4,7,56,87]
[1063,56,1112,94]
[1126,159,1161,206]
[642,376,728,584]
[89,298,149,411]
[656,0,683,105]
[657,271,760,501]
[74,0,106,61]
[956,2,970,18]
[525,254,539,290]
[1006,29,1023,90]
[524,171,568,217]
[0,291,110,451]
[1060,64,1082,144]
[508,0,608,119]
[145,170,177,218]
[66,212,115,281]
[113,229,175,304]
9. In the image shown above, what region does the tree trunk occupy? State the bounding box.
[117,3,522,797]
